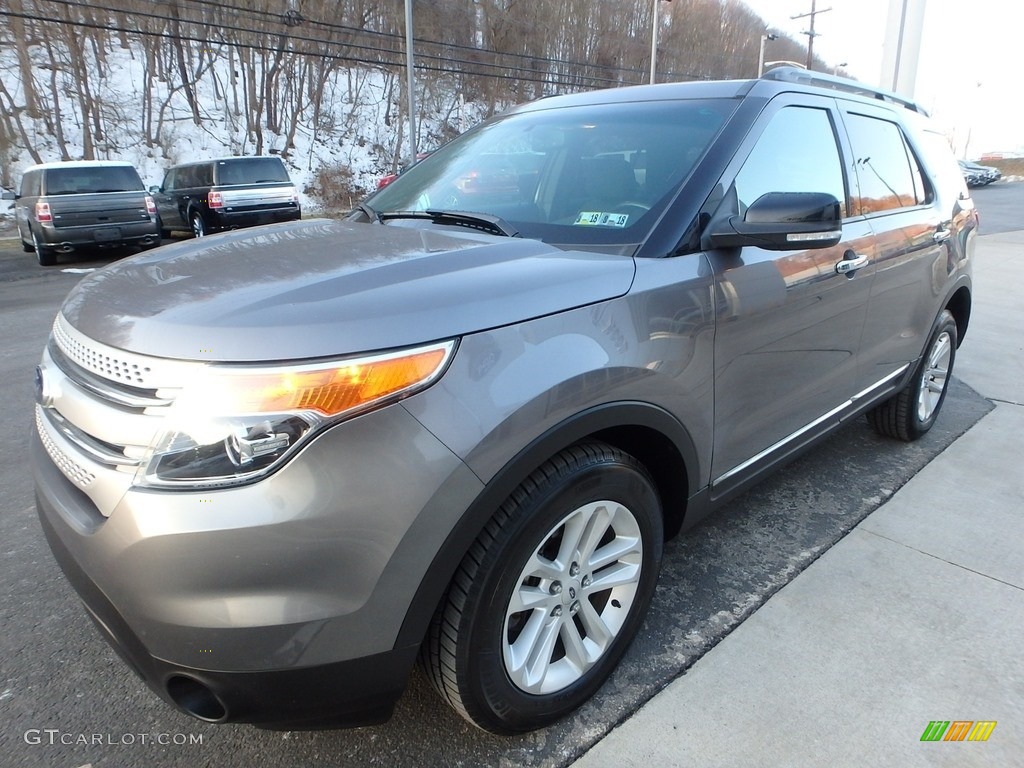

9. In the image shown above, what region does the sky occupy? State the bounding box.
[740,0,1024,157]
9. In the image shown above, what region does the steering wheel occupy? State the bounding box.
[613,201,651,216]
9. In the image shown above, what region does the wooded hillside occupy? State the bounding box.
[0,0,826,200]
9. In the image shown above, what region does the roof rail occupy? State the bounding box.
[760,66,928,115]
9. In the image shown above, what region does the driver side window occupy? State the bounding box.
[734,106,847,218]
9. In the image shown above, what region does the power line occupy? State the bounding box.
[0,7,643,91]
[22,0,651,89]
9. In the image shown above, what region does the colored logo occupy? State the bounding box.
[920,721,997,742]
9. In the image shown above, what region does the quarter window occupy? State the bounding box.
[845,113,927,214]
[734,106,847,218]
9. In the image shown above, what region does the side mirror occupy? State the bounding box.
[0,190,15,201]
[707,191,842,251]
[149,185,161,194]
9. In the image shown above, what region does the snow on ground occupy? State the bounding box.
[1,37,494,217]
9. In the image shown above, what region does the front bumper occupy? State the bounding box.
[32,402,483,727]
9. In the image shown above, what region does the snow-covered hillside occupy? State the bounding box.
[1,33,490,218]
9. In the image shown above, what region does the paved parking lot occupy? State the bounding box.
[0,183,1017,768]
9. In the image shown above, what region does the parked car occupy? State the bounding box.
[3,161,159,265]
[151,155,300,238]
[959,159,1001,187]
[376,151,432,190]
[32,68,975,735]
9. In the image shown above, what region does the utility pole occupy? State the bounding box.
[791,1,831,71]
[649,0,672,85]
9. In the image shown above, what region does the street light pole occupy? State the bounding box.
[757,33,778,77]
[404,0,417,160]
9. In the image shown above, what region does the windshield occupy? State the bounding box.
[216,157,291,185]
[44,166,143,194]
[366,99,733,248]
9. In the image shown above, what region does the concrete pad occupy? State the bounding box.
[955,236,1024,405]
[572,526,1024,768]
[862,404,1024,589]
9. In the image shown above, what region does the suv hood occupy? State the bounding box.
[60,218,636,361]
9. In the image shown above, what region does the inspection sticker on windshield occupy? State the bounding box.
[574,211,629,228]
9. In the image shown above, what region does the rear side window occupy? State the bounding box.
[176,164,212,188]
[216,158,290,186]
[43,166,143,195]
[845,113,927,214]
[21,170,41,197]
[915,128,969,201]
[734,106,847,217]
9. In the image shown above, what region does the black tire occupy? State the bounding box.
[422,441,663,734]
[21,237,33,253]
[190,211,206,238]
[32,230,56,266]
[867,309,957,441]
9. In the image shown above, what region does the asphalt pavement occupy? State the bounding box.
[572,229,1024,767]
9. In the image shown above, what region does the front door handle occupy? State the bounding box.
[933,228,952,243]
[835,253,868,275]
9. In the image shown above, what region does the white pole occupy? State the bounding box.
[405,0,417,159]
[757,35,767,77]
[649,0,658,84]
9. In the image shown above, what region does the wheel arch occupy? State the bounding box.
[945,284,971,348]
[394,401,698,651]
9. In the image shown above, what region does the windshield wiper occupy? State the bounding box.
[379,209,519,238]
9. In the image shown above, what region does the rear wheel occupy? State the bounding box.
[422,441,663,734]
[868,309,957,441]
[190,211,206,238]
[32,230,56,266]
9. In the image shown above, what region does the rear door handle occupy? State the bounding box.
[835,253,868,275]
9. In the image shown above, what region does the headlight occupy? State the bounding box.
[135,340,455,489]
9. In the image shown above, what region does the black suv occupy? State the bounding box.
[4,161,160,265]
[32,68,975,734]
[152,155,301,238]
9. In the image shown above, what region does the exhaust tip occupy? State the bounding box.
[166,675,228,722]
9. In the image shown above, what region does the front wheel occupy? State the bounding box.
[868,309,958,441]
[422,441,663,734]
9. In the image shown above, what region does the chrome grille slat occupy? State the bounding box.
[42,407,141,467]
[52,314,197,388]
[36,407,96,488]
[39,318,204,517]
[49,341,172,409]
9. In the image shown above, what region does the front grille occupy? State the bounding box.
[52,316,153,386]
[36,407,96,488]
[37,315,203,516]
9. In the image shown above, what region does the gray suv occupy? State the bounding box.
[31,69,976,734]
[6,161,160,265]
